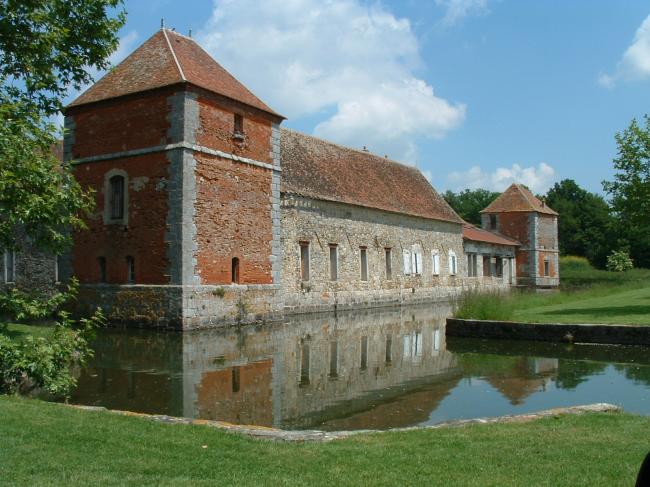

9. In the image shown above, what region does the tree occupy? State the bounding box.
[603,115,650,268]
[443,189,501,225]
[544,179,615,268]
[0,0,125,253]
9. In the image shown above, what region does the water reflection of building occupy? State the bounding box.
[482,357,558,405]
[73,305,461,430]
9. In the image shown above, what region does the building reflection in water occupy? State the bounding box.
[76,303,650,431]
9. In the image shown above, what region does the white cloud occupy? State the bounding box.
[600,13,650,87]
[447,162,557,193]
[197,0,465,163]
[435,0,489,26]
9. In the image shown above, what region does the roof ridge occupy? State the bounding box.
[162,28,186,81]
[515,183,538,207]
[280,128,420,173]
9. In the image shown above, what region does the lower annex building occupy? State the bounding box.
[2,29,558,329]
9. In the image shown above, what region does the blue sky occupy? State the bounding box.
[81,0,650,195]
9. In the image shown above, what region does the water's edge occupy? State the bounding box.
[66,402,621,442]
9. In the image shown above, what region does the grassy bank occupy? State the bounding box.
[455,258,650,325]
[0,322,53,340]
[1,397,648,486]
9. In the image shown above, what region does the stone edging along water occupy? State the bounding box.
[446,318,650,346]
[66,403,620,443]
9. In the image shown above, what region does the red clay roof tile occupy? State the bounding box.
[462,224,520,246]
[280,129,464,224]
[481,183,558,215]
[68,30,281,117]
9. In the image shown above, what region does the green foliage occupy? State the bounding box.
[545,179,615,268]
[559,255,591,272]
[606,249,634,272]
[0,110,95,252]
[0,278,79,322]
[454,289,515,321]
[603,115,650,268]
[0,0,126,116]
[0,0,125,253]
[442,188,500,224]
[603,115,650,226]
[0,310,103,397]
[0,280,104,397]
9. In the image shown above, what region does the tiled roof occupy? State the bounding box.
[68,29,281,117]
[280,129,464,224]
[462,224,520,247]
[481,183,558,215]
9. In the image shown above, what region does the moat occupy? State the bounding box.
[69,305,650,431]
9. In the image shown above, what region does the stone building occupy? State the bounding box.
[480,184,559,287]
[4,29,557,328]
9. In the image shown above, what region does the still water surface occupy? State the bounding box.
[70,305,650,430]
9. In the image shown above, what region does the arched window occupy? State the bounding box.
[109,175,125,220]
[231,257,240,283]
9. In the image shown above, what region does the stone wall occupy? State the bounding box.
[0,243,58,297]
[74,283,283,330]
[281,196,509,314]
[463,239,517,286]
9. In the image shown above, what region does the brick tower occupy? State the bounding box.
[480,184,559,287]
[64,29,284,328]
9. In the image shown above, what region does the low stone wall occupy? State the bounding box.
[446,318,650,346]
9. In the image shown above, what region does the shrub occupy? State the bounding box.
[606,250,634,272]
[0,279,104,397]
[454,289,514,321]
[559,255,592,272]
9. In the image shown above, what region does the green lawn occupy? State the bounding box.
[0,322,53,340]
[1,396,648,486]
[512,284,650,325]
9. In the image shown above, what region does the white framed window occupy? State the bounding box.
[403,248,411,275]
[3,250,16,284]
[431,250,440,276]
[411,245,422,275]
[433,328,441,352]
[448,250,457,275]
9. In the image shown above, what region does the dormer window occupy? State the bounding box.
[233,113,244,140]
[490,214,497,230]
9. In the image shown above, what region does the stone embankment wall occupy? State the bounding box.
[446,318,650,346]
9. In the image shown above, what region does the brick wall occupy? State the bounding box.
[72,153,170,284]
[194,153,274,285]
[194,90,274,164]
[68,89,175,158]
[495,212,531,246]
